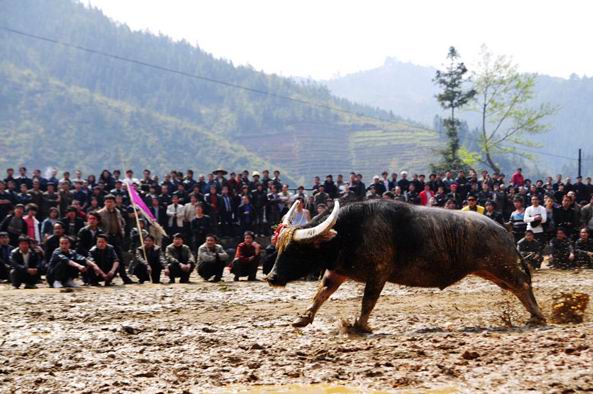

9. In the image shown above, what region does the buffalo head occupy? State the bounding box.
[267,199,339,287]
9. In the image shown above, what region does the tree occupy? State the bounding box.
[432,47,476,172]
[470,45,556,173]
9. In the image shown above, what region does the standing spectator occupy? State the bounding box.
[0,232,11,282]
[23,204,41,244]
[219,186,235,237]
[9,236,41,289]
[0,181,14,221]
[397,171,410,192]
[238,195,255,234]
[323,175,339,198]
[0,203,27,246]
[166,194,184,235]
[196,234,229,282]
[231,231,261,281]
[524,195,547,243]
[165,233,194,284]
[553,196,578,239]
[314,185,330,209]
[462,196,484,214]
[62,206,85,242]
[190,204,210,252]
[204,185,222,235]
[580,195,593,231]
[484,201,504,225]
[419,184,434,207]
[511,168,525,187]
[97,195,133,284]
[76,211,103,257]
[508,197,527,243]
[252,183,268,236]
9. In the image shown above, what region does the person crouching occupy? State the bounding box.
[47,236,93,288]
[85,234,121,286]
[196,234,228,282]
[132,235,166,284]
[230,231,261,281]
[9,235,42,289]
[165,233,195,283]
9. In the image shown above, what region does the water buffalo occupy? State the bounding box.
[267,199,546,333]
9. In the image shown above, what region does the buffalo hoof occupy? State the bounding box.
[340,319,373,335]
[292,314,314,328]
[526,316,547,326]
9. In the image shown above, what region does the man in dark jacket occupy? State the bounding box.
[86,234,121,286]
[0,204,27,246]
[132,235,166,284]
[517,230,544,269]
[0,232,11,281]
[9,236,42,289]
[165,233,194,283]
[47,236,92,288]
[76,211,104,257]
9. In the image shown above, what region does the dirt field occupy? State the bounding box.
[1,268,592,394]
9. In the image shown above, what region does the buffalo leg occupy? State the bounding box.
[292,270,346,328]
[476,269,546,325]
[351,278,387,334]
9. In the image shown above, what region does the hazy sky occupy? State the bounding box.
[85,0,592,80]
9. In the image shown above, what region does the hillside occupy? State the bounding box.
[0,0,441,183]
[326,58,593,173]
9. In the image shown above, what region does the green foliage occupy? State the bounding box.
[432,47,476,172]
[470,45,556,173]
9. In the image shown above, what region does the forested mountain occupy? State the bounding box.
[326,58,593,175]
[0,0,438,184]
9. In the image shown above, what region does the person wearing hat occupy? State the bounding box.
[9,235,42,289]
[165,233,194,283]
[462,195,485,214]
[0,232,11,282]
[0,203,27,246]
[212,169,228,193]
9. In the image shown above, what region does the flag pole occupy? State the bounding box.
[126,184,148,264]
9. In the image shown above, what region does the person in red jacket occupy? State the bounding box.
[419,184,434,207]
[231,231,261,281]
[511,168,525,187]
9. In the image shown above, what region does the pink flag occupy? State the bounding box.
[128,184,156,221]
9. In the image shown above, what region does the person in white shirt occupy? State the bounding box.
[167,195,184,234]
[524,195,547,242]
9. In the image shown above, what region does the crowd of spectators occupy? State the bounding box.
[1,165,592,289]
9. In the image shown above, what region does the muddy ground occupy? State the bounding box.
[0,268,592,394]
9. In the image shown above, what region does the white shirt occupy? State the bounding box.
[524,205,547,233]
[166,204,185,227]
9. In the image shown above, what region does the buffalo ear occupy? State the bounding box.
[313,229,337,247]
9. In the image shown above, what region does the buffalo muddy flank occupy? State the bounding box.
[1,269,592,393]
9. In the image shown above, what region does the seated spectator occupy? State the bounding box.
[9,236,42,289]
[47,236,92,288]
[86,234,121,286]
[196,234,229,282]
[0,232,10,282]
[574,228,593,268]
[462,196,484,214]
[132,235,166,284]
[231,231,261,281]
[165,233,194,284]
[517,230,544,269]
[548,228,575,269]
